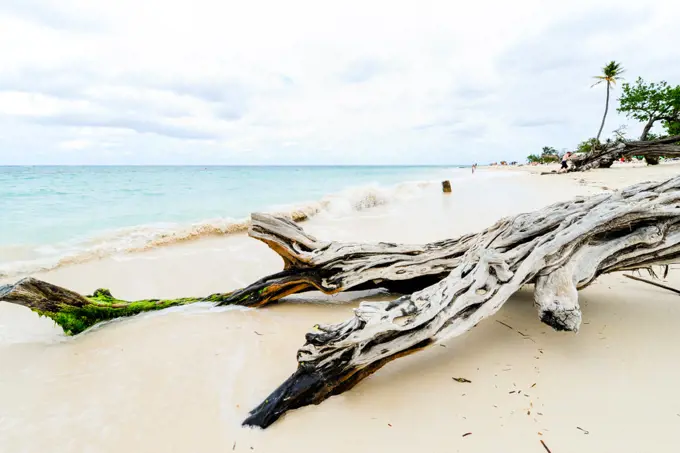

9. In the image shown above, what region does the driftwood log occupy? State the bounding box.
[0,278,235,335]
[243,176,680,428]
[0,214,478,334]
[219,213,475,306]
[569,135,680,171]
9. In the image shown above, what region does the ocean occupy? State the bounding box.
[0,165,465,277]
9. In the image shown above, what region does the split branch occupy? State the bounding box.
[219,213,475,306]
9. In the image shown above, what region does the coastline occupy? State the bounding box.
[481,160,680,190]
[0,167,459,280]
[2,165,680,452]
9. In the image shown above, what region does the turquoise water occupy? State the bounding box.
[0,165,459,275]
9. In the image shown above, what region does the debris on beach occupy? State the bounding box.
[452,377,472,383]
[442,180,452,193]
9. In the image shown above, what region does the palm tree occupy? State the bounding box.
[592,61,625,142]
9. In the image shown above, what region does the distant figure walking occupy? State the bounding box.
[559,152,572,173]
[471,163,477,174]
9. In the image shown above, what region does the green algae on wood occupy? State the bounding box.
[0,277,233,335]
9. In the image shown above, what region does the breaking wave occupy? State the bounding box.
[0,178,440,279]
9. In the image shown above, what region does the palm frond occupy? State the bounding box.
[601,61,625,78]
[592,61,624,88]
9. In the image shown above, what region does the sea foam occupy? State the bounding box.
[0,178,439,279]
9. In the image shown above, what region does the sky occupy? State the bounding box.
[1,0,679,165]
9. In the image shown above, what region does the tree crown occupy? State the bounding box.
[618,77,680,123]
[592,61,625,87]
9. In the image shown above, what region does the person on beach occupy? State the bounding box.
[559,152,572,173]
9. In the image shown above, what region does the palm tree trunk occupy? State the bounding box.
[596,82,610,141]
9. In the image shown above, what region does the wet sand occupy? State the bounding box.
[2,167,680,452]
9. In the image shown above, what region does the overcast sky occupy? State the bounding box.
[1,0,679,165]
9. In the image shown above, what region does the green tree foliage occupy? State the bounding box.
[666,120,680,136]
[592,61,625,141]
[576,138,599,154]
[617,77,680,140]
[526,146,560,164]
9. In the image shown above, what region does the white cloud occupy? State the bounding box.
[58,139,91,150]
[0,0,679,164]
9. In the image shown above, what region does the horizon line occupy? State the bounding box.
[0,163,471,167]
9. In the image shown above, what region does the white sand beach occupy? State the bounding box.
[2,165,680,453]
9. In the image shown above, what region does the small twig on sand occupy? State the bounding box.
[577,426,590,434]
[496,320,536,342]
[497,320,525,335]
[540,439,552,453]
[623,274,680,296]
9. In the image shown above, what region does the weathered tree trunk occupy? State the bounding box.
[0,278,234,335]
[640,117,655,141]
[219,213,474,306]
[639,118,661,165]
[243,176,680,429]
[569,135,680,171]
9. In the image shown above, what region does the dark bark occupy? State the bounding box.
[640,117,655,141]
[640,117,661,165]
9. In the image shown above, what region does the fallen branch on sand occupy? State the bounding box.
[623,273,680,296]
[242,176,680,428]
[0,214,476,334]
[569,135,680,171]
[0,278,234,335]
